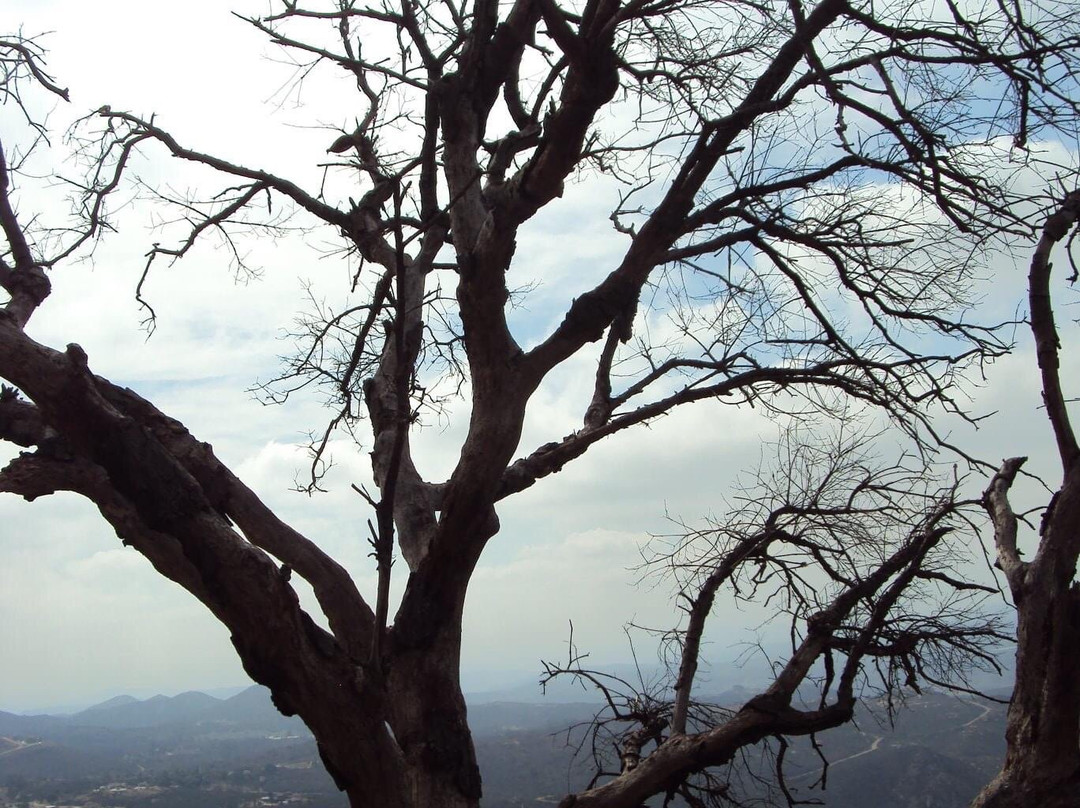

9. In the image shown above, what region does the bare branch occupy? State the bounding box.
[1029,190,1080,468]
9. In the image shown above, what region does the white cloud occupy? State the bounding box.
[0,495,245,711]
[464,529,671,669]
[1,0,1075,716]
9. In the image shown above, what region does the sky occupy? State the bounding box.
[0,0,1076,713]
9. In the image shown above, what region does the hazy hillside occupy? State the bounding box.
[0,686,1006,808]
[64,692,223,730]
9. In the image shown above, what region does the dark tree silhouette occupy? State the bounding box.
[542,424,1007,807]
[0,0,1078,804]
[973,190,1080,808]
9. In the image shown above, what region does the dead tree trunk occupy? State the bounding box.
[972,192,1080,808]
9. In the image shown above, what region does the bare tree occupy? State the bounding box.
[1,0,1078,804]
[543,423,1007,806]
[972,191,1080,808]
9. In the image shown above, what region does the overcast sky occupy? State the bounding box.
[0,0,1075,713]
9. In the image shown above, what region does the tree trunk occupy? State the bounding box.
[970,558,1080,807]
[972,193,1080,808]
[282,599,483,808]
[971,481,1080,807]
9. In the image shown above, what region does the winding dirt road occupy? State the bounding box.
[0,736,42,756]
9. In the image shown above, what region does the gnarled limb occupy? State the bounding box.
[983,457,1028,593]
[0,321,407,804]
[547,426,1002,805]
[972,191,1080,808]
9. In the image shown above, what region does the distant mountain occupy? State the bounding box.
[69,690,223,729]
[212,685,307,732]
[0,740,114,780]
[0,709,63,737]
[0,686,1006,808]
[0,689,342,808]
[80,694,139,713]
[0,687,306,738]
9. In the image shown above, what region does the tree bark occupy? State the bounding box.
[972,191,1080,808]
[972,466,1080,808]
